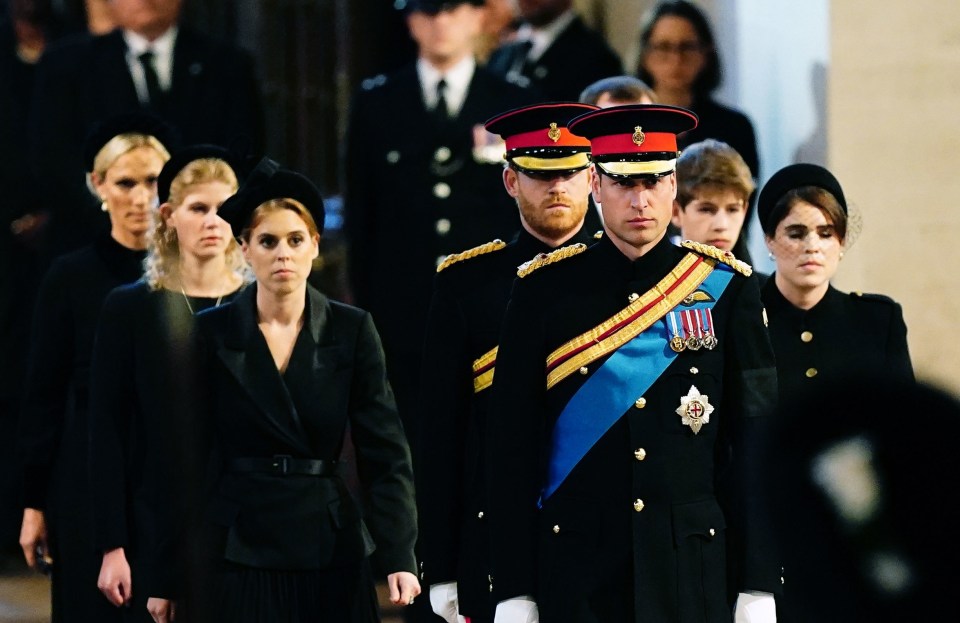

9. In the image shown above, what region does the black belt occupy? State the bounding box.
[228,455,338,476]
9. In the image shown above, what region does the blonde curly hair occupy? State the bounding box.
[144,158,250,290]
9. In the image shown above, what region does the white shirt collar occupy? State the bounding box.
[417,55,476,116]
[516,9,577,62]
[123,26,178,95]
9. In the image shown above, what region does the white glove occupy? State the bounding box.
[429,582,466,623]
[494,597,539,623]
[734,591,776,623]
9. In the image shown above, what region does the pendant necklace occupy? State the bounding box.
[180,283,224,315]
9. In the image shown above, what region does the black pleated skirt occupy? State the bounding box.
[208,558,381,623]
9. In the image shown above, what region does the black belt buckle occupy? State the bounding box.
[271,454,293,475]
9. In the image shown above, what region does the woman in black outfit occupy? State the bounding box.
[759,163,914,405]
[636,1,760,179]
[192,162,420,622]
[90,145,248,623]
[17,115,172,623]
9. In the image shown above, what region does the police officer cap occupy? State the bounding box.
[399,0,483,14]
[219,157,325,236]
[157,144,237,205]
[567,104,698,178]
[485,102,599,175]
[757,163,847,231]
[83,112,179,173]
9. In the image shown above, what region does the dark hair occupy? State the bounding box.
[579,75,657,106]
[636,0,721,96]
[763,186,847,242]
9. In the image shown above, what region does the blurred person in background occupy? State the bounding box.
[17,114,173,623]
[578,75,656,107]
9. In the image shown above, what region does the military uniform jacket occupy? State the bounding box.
[343,63,532,414]
[195,285,417,575]
[760,279,914,403]
[485,235,781,623]
[486,15,624,101]
[417,226,600,617]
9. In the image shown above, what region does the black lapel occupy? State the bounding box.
[100,30,141,109]
[217,285,312,453]
[168,27,204,106]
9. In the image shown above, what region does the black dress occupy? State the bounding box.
[760,279,914,403]
[18,233,145,623]
[89,280,241,622]
[194,284,417,623]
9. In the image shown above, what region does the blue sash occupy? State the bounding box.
[541,265,734,502]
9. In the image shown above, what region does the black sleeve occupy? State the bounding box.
[88,287,137,553]
[720,274,782,595]
[18,260,75,510]
[350,311,418,575]
[484,280,545,601]
[884,302,914,383]
[415,279,473,583]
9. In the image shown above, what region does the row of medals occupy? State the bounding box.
[667,310,718,353]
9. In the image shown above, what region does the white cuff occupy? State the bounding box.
[429,581,461,623]
[734,591,776,623]
[494,597,539,623]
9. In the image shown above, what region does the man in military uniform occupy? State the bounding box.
[485,105,781,623]
[417,102,602,623]
[344,0,532,441]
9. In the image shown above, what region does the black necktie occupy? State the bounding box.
[434,78,449,122]
[138,50,163,108]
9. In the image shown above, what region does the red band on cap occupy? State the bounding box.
[505,127,591,151]
[590,132,677,156]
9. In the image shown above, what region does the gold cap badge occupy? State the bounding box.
[547,122,561,143]
[632,126,645,146]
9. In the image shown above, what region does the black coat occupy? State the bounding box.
[344,62,533,428]
[17,234,144,623]
[89,281,236,605]
[680,96,759,180]
[760,278,914,406]
[195,284,417,576]
[28,26,264,255]
[485,235,781,622]
[417,226,602,618]
[486,15,624,102]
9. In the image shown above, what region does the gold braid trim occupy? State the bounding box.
[680,240,753,277]
[517,243,587,278]
[437,239,507,273]
[545,253,715,389]
[472,345,498,393]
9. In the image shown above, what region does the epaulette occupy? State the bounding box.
[680,240,753,277]
[517,243,587,278]
[360,74,387,91]
[436,239,506,273]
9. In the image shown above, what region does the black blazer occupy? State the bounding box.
[89,281,234,598]
[486,15,624,102]
[28,26,264,254]
[195,285,418,574]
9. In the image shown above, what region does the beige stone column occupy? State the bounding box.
[831,1,960,392]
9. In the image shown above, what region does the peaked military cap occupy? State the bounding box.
[83,112,179,173]
[157,144,237,205]
[218,157,325,236]
[757,163,847,231]
[485,102,599,174]
[567,104,698,178]
[399,0,483,14]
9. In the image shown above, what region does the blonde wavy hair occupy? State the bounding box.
[144,158,250,289]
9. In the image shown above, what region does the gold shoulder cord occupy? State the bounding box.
[437,239,507,273]
[680,240,753,277]
[517,243,587,278]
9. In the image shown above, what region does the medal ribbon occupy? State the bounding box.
[541,261,735,502]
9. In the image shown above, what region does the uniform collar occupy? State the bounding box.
[595,232,678,282]
[762,277,844,322]
[417,54,476,115]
